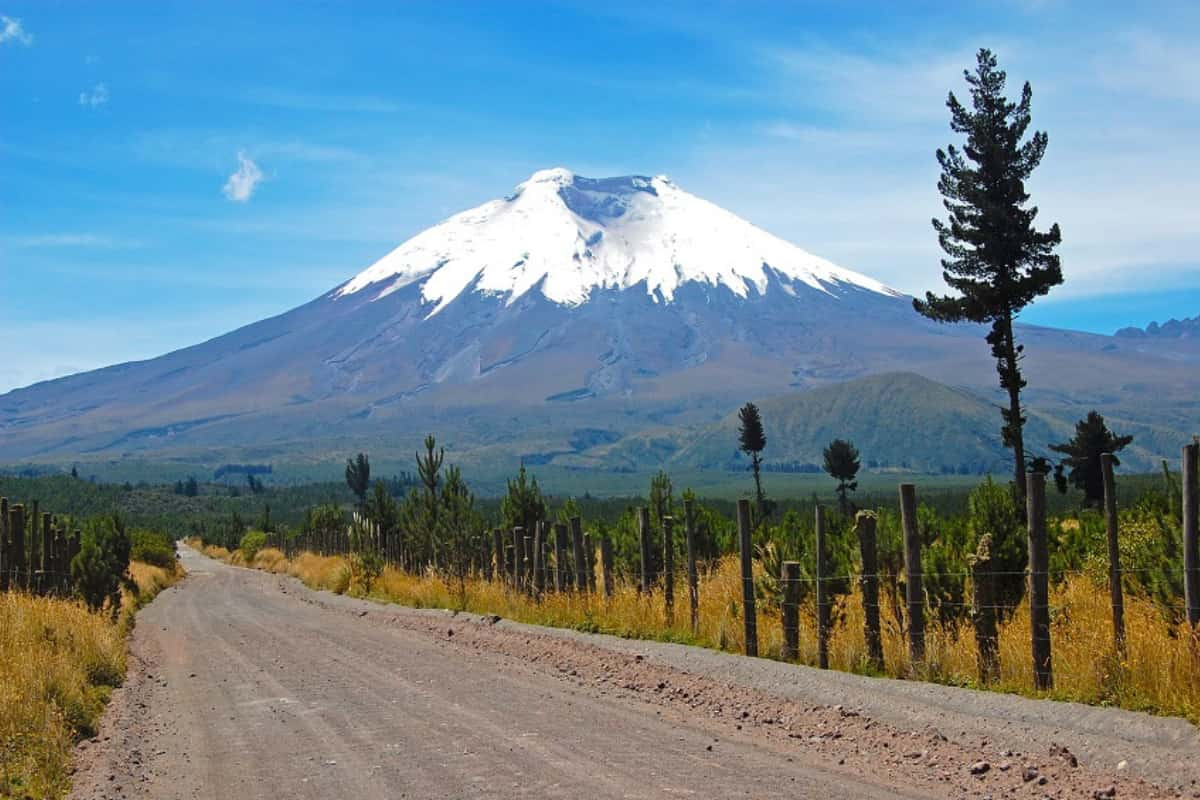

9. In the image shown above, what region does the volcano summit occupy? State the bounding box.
[1,169,1195,475]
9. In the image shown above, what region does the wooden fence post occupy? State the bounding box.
[1027,470,1053,690]
[532,522,545,597]
[737,499,757,657]
[815,505,830,669]
[488,528,500,581]
[781,560,800,661]
[584,533,596,593]
[570,517,587,593]
[600,532,614,598]
[11,505,26,591]
[638,507,652,594]
[971,534,999,684]
[856,512,883,672]
[1100,453,1126,654]
[54,524,68,594]
[512,527,525,589]
[684,499,699,635]
[541,524,551,590]
[41,512,52,593]
[30,500,39,590]
[523,534,534,594]
[554,522,568,592]
[663,516,675,622]
[899,483,924,668]
[63,524,73,592]
[71,529,82,571]
[1184,442,1199,627]
[0,496,8,591]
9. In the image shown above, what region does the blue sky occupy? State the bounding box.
[2,1,1198,393]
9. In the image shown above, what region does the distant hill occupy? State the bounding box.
[667,372,1183,475]
[667,373,1054,474]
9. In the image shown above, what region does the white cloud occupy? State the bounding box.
[78,83,109,109]
[0,14,31,46]
[671,30,1200,301]
[222,152,264,203]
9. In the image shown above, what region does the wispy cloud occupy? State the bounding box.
[2,233,135,248]
[762,43,977,126]
[1091,29,1200,106]
[0,14,31,46]
[222,152,264,203]
[258,140,364,165]
[675,27,1200,301]
[78,82,109,109]
[243,88,407,114]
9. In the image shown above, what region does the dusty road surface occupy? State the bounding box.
[71,547,1197,800]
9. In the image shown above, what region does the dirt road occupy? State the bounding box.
[71,548,1196,799]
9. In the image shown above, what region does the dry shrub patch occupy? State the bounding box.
[0,561,181,799]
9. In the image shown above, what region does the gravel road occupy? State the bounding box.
[70,547,1197,799]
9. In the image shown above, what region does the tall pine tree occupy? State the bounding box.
[822,438,861,516]
[1049,411,1133,506]
[345,452,371,508]
[737,402,767,517]
[500,463,546,538]
[915,48,1062,502]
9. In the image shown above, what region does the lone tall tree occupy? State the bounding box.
[500,463,546,537]
[737,402,767,516]
[822,438,861,515]
[915,48,1063,502]
[1049,411,1133,506]
[416,435,444,526]
[345,452,371,508]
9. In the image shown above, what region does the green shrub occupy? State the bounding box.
[966,477,1026,608]
[70,514,131,613]
[239,530,268,561]
[130,529,176,569]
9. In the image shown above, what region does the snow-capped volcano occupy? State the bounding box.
[337,168,896,315]
[4,167,1194,475]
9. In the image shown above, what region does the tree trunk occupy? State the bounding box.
[751,456,764,521]
[998,314,1027,503]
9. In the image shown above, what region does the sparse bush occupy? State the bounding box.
[967,477,1026,608]
[330,562,352,594]
[130,528,176,569]
[239,530,268,562]
[71,514,131,613]
[346,514,383,595]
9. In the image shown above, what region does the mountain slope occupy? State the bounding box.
[2,169,1196,473]
[668,373,1065,474]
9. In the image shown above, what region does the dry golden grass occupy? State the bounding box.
[207,545,1200,722]
[0,561,181,799]
[250,547,289,574]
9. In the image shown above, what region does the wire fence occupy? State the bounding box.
[0,497,82,597]
[255,445,1200,690]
